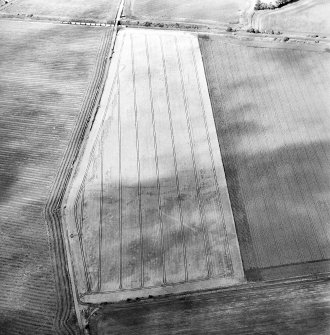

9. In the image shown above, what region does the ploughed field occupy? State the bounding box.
[90,277,330,335]
[0,20,112,334]
[252,0,330,35]
[199,35,330,280]
[63,28,244,304]
[125,0,246,25]
[0,0,121,22]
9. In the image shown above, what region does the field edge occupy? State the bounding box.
[43,25,115,334]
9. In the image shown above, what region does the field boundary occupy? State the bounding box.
[43,1,124,332]
[197,31,329,52]
[88,274,330,334]
[119,22,329,51]
[44,27,113,334]
[44,0,124,335]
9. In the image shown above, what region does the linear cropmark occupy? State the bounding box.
[62,28,245,304]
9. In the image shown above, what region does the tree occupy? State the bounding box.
[254,0,262,10]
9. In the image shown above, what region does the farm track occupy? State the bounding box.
[44,26,115,334]
[45,1,124,329]
[0,21,113,334]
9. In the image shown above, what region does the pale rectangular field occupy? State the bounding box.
[0,0,121,22]
[125,0,246,25]
[63,28,244,303]
[0,20,112,334]
[199,34,330,280]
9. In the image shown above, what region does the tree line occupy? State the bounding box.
[254,0,297,10]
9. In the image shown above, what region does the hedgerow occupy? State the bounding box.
[254,0,298,10]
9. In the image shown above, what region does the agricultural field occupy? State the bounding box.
[63,28,244,306]
[199,35,330,280]
[125,0,247,25]
[252,0,330,35]
[0,19,112,334]
[90,278,330,335]
[1,0,330,331]
[0,0,121,22]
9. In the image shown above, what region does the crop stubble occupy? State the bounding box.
[0,0,121,22]
[0,20,112,334]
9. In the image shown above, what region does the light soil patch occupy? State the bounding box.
[63,28,244,304]
[0,0,121,22]
[125,0,248,26]
[252,0,330,35]
[199,34,330,280]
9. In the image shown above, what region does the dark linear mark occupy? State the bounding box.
[71,35,125,293]
[191,39,234,274]
[73,105,111,292]
[145,34,167,285]
[160,36,188,282]
[74,184,92,292]
[114,34,126,291]
[98,136,103,292]
[260,257,330,271]
[70,30,113,293]
[118,74,123,290]
[130,33,144,288]
[73,80,119,292]
[45,27,113,334]
[174,37,212,279]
